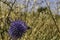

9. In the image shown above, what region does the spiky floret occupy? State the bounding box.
[8,20,29,40]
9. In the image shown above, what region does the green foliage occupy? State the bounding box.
[37,7,47,13]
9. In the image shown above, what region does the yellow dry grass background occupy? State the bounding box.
[0,8,60,40]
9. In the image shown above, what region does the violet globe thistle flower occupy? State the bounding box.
[8,20,30,40]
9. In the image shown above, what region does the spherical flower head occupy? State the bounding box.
[8,20,29,40]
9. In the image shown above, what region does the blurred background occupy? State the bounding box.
[0,0,60,40]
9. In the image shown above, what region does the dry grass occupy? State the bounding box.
[0,10,60,40]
